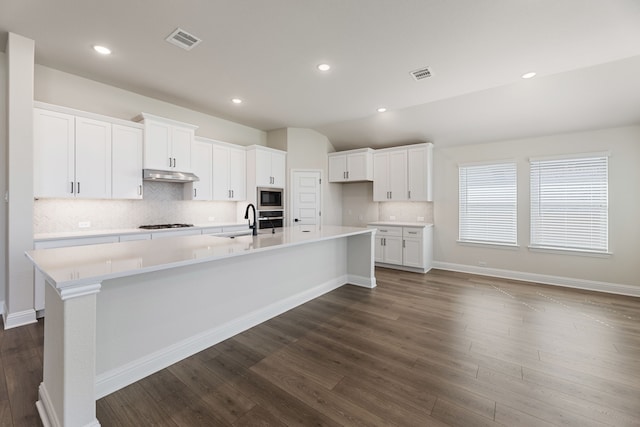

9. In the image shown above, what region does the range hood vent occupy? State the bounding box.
[165,28,202,51]
[143,169,199,183]
[410,66,433,81]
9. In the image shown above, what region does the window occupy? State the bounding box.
[530,154,608,253]
[459,162,517,245]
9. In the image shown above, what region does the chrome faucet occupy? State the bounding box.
[244,203,258,236]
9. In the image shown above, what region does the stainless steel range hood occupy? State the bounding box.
[143,169,199,183]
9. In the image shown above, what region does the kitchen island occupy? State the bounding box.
[26,225,376,427]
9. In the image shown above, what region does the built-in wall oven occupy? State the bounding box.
[258,210,284,230]
[257,187,283,210]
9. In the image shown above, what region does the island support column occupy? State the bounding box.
[36,280,102,427]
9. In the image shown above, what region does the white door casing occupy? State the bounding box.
[291,170,321,226]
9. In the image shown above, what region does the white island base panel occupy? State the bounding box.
[30,227,375,427]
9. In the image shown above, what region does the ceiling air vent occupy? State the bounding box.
[410,66,433,81]
[165,28,202,51]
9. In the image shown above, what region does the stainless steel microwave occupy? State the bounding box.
[257,187,283,210]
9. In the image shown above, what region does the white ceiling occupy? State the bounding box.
[2,0,640,150]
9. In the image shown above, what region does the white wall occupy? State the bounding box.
[34,65,267,147]
[433,126,640,289]
[5,34,35,328]
[0,51,7,305]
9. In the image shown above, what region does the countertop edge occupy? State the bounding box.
[28,227,375,289]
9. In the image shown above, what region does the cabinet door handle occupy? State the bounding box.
[403,240,406,248]
[194,188,197,198]
[169,157,172,168]
[346,171,349,179]
[138,185,142,196]
[77,182,80,194]
[408,190,411,199]
[231,190,234,198]
[70,182,74,194]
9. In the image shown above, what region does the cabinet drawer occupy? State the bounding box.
[403,227,423,238]
[373,226,402,237]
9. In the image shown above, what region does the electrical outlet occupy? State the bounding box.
[78,221,91,228]
[390,215,396,220]
[208,216,216,221]
[417,216,425,222]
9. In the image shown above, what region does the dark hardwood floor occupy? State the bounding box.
[2,268,640,426]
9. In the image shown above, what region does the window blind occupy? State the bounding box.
[459,162,517,245]
[530,155,608,252]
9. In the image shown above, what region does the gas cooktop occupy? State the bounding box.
[138,223,194,230]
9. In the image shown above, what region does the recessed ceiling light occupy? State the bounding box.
[231,98,243,104]
[377,107,387,113]
[93,45,111,55]
[317,63,331,71]
[521,72,536,79]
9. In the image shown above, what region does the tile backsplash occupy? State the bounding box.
[341,182,434,227]
[34,182,240,234]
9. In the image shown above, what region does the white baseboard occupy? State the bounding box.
[432,261,640,297]
[95,276,347,399]
[347,274,377,288]
[375,262,431,274]
[36,383,60,427]
[3,307,37,330]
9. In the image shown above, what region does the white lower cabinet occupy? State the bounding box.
[373,227,403,264]
[368,224,433,273]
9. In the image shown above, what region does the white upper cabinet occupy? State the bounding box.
[407,144,433,201]
[373,143,433,202]
[185,139,213,201]
[34,103,144,200]
[136,113,197,172]
[34,108,112,199]
[112,124,143,200]
[227,145,247,200]
[373,148,407,201]
[34,108,75,198]
[190,137,246,201]
[75,117,112,199]
[247,146,286,188]
[328,148,374,182]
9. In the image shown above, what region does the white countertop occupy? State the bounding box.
[368,221,433,227]
[34,222,248,241]
[26,225,374,289]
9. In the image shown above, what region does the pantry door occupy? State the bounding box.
[291,170,321,226]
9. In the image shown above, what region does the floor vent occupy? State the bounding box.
[165,28,202,51]
[410,66,433,81]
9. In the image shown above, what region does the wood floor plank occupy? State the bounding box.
[211,353,342,427]
[250,355,393,427]
[96,382,179,427]
[430,397,498,427]
[494,403,556,427]
[232,404,287,427]
[331,375,439,426]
